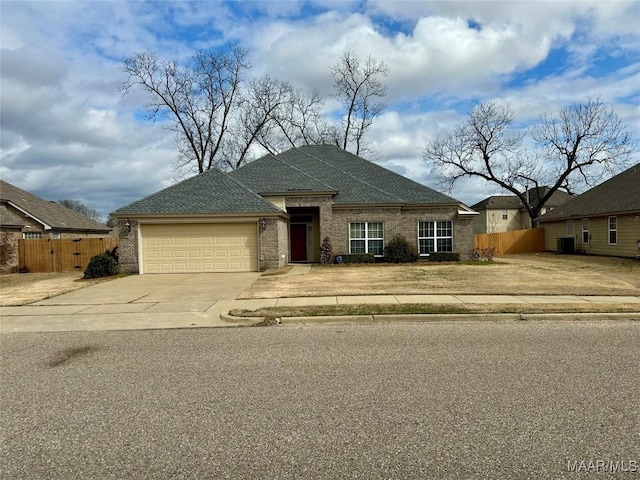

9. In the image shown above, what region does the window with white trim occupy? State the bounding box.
[418,220,453,255]
[502,210,508,220]
[349,222,384,256]
[566,220,574,236]
[608,216,617,245]
[23,232,42,239]
[582,219,589,244]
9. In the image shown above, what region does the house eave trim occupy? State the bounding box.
[4,200,51,230]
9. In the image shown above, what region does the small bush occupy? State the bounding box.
[320,237,333,265]
[384,235,418,263]
[429,252,460,262]
[467,247,495,261]
[84,253,117,278]
[105,246,119,263]
[334,253,375,264]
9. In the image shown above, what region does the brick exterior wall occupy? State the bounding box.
[117,218,139,274]
[259,217,289,271]
[114,203,475,273]
[327,206,474,256]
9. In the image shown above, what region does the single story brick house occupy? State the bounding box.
[112,145,477,273]
[0,180,112,272]
[537,163,640,258]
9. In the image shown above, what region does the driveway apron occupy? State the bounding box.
[0,273,269,333]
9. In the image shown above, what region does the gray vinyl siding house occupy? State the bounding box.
[537,164,640,259]
[112,145,477,274]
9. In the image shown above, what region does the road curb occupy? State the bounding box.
[221,311,640,326]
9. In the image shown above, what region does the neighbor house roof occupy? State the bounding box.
[0,205,26,229]
[471,195,522,210]
[471,188,573,211]
[112,167,283,216]
[230,145,461,205]
[0,180,110,232]
[537,163,640,222]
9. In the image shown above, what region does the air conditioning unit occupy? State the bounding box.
[557,237,575,254]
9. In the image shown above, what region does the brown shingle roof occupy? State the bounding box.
[0,180,110,232]
[0,205,26,228]
[537,164,640,222]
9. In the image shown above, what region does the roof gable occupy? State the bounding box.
[471,196,521,210]
[112,167,282,216]
[231,145,460,205]
[0,180,109,232]
[538,163,640,221]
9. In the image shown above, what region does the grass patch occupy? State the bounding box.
[261,266,294,276]
[230,303,640,318]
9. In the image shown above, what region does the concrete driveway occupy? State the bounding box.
[34,273,262,305]
[0,273,276,333]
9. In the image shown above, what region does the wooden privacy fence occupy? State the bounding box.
[18,237,119,273]
[474,228,545,256]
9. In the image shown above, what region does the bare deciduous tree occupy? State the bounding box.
[424,98,636,221]
[122,48,337,172]
[58,199,102,223]
[121,46,250,173]
[330,51,390,155]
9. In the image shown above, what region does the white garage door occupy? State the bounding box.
[141,223,258,273]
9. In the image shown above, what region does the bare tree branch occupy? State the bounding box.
[330,51,389,155]
[423,99,637,222]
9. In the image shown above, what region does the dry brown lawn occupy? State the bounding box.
[239,253,640,299]
[0,273,116,306]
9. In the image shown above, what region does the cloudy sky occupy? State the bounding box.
[1,0,639,221]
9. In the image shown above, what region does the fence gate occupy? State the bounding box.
[18,237,119,273]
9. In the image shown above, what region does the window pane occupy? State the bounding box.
[419,239,434,254]
[368,240,384,256]
[367,222,383,238]
[437,238,453,252]
[419,221,434,238]
[350,223,365,239]
[350,240,365,253]
[609,231,617,244]
[437,221,452,237]
[609,217,617,229]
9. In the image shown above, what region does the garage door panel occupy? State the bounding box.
[142,223,257,273]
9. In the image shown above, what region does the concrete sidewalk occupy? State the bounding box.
[2,293,639,333]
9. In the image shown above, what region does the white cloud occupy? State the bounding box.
[0,0,637,218]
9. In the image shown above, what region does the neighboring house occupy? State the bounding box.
[471,187,573,234]
[112,145,477,274]
[536,163,640,258]
[0,180,112,272]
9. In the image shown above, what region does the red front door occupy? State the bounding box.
[290,224,307,262]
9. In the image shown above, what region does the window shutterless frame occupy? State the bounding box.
[349,222,384,256]
[417,220,453,255]
[582,218,589,244]
[608,216,617,245]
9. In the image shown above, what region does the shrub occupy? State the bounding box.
[0,232,17,272]
[467,247,495,261]
[320,237,333,265]
[84,253,117,278]
[334,253,375,264]
[429,252,460,262]
[383,235,418,263]
[105,246,119,263]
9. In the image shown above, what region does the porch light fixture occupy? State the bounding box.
[125,220,131,233]
[260,218,267,231]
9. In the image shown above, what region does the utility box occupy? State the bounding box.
[557,237,575,254]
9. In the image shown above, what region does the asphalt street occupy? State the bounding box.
[1,321,639,479]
